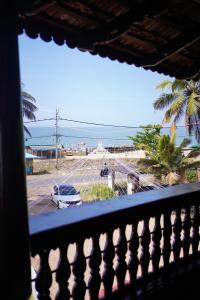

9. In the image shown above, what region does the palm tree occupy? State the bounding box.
[22,85,37,137]
[137,134,200,185]
[153,79,200,143]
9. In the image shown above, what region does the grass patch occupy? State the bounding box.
[114,181,127,195]
[79,183,117,202]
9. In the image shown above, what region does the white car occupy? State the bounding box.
[51,184,82,209]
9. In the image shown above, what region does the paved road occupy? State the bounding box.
[28,196,57,215]
[27,166,157,215]
[27,171,108,215]
[27,174,107,187]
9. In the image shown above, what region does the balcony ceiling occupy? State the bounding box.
[17,0,200,79]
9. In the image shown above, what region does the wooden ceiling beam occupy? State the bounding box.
[74,1,171,49]
[181,64,200,80]
[142,31,200,67]
[119,0,169,18]
[57,2,104,25]
[19,1,170,50]
[67,0,114,19]
[17,0,200,79]
[18,0,55,16]
[132,24,166,43]
[158,14,194,32]
[59,2,167,51]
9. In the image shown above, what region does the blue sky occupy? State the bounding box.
[19,34,173,128]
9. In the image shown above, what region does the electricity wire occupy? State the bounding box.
[24,116,200,129]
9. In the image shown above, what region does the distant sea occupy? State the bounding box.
[25,126,197,149]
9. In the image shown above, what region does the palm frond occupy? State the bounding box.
[163,107,177,124]
[173,97,187,124]
[22,99,37,120]
[155,80,173,90]
[137,158,158,167]
[22,91,36,103]
[178,138,191,149]
[180,161,200,171]
[137,159,168,177]
[162,95,185,125]
[167,94,185,114]
[185,149,200,158]
[23,110,36,121]
[171,79,186,92]
[153,93,175,110]
[24,125,31,137]
[186,92,200,116]
[23,99,37,111]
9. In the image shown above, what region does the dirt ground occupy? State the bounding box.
[32,156,137,175]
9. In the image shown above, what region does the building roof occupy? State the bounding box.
[17,0,200,79]
[25,152,39,159]
[28,145,64,151]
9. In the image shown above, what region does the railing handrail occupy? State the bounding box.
[29,182,200,253]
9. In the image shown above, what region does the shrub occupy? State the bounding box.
[80,184,116,202]
[185,169,197,183]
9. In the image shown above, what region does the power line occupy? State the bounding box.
[62,135,129,141]
[25,117,142,128]
[60,117,140,128]
[25,135,54,140]
[25,134,129,141]
[59,118,200,129]
[24,118,54,123]
[24,116,200,129]
[25,134,194,141]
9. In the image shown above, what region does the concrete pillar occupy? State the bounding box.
[108,170,115,191]
[127,173,139,194]
[127,181,135,195]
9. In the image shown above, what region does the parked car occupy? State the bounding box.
[51,184,82,209]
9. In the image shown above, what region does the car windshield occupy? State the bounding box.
[58,185,78,195]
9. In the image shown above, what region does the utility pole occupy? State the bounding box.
[55,108,59,169]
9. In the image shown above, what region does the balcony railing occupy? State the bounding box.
[29,183,200,299]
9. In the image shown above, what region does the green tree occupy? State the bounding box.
[153,79,200,143]
[137,134,200,185]
[22,85,37,137]
[128,124,162,153]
